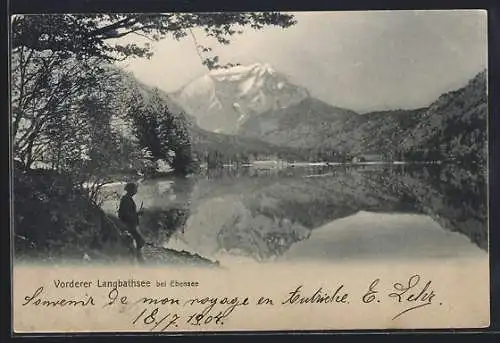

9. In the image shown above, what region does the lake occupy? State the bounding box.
[101,164,488,266]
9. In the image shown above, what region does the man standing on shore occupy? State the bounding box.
[118,182,146,262]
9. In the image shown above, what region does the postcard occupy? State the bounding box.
[10,10,490,333]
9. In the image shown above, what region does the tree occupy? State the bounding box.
[10,45,149,206]
[207,151,223,170]
[12,13,296,66]
[172,142,195,176]
[11,47,122,170]
[128,92,168,162]
[170,115,197,176]
[125,88,196,176]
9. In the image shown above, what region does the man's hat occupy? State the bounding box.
[124,182,138,192]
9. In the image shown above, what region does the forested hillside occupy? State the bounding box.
[237,70,487,163]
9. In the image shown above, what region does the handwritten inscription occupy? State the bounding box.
[20,274,442,329]
[281,285,349,304]
[361,274,440,320]
[388,274,437,320]
[23,286,96,307]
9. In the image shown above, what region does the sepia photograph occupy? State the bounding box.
[10,10,490,332]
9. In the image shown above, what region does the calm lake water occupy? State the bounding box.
[101,164,488,264]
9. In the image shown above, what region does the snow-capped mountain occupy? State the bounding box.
[172,63,310,134]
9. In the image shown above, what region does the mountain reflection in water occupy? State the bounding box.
[101,164,488,262]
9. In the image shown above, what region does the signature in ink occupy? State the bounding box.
[388,274,439,320]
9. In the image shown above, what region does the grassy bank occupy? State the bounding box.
[12,167,218,266]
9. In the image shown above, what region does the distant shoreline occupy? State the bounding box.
[85,159,461,187]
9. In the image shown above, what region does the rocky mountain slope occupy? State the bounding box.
[238,97,358,150]
[172,63,310,134]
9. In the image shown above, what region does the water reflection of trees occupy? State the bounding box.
[138,177,194,243]
[381,164,487,250]
[140,163,488,259]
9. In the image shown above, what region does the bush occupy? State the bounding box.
[13,167,135,263]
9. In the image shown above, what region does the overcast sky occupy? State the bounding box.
[116,10,487,113]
